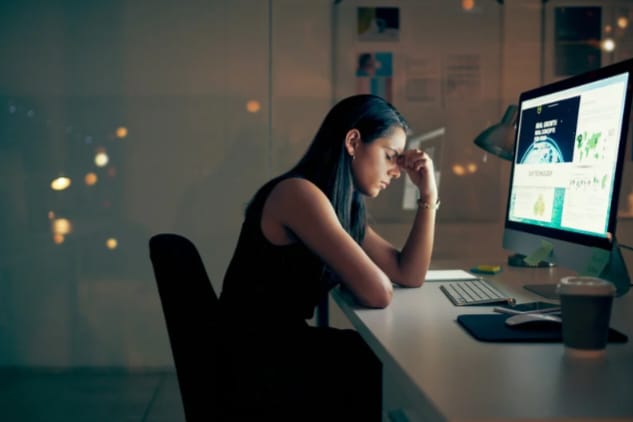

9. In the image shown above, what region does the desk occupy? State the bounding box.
[331,261,633,421]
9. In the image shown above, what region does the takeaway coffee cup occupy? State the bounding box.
[556,276,616,358]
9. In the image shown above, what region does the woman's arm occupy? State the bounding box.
[262,177,393,308]
[362,149,438,287]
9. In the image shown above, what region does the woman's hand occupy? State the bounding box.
[396,149,438,200]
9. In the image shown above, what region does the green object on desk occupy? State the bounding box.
[470,265,501,274]
[580,247,610,277]
[522,240,553,266]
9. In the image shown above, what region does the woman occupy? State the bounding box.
[218,94,438,420]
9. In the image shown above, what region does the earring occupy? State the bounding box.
[351,154,355,161]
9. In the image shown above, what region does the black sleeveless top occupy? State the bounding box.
[219,177,338,330]
[216,178,383,419]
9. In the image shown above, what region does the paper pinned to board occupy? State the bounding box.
[425,269,479,282]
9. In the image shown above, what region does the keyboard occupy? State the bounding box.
[440,279,516,306]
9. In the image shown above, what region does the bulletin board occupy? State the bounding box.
[333,0,505,223]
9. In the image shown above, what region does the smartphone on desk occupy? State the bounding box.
[494,301,560,315]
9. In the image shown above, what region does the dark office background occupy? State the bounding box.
[0,0,632,371]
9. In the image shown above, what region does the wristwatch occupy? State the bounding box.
[417,197,440,210]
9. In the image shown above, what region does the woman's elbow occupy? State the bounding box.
[398,265,431,287]
[363,284,393,308]
[401,278,424,288]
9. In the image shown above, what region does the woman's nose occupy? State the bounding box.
[389,165,401,179]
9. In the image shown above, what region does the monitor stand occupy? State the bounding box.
[523,238,631,299]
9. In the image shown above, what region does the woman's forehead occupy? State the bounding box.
[374,127,406,150]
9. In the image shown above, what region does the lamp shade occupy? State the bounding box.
[473,105,518,161]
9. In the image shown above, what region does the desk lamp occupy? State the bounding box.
[473,105,553,268]
[473,105,516,161]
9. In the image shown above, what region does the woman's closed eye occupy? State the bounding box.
[384,146,402,162]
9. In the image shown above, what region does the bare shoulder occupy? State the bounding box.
[261,177,335,244]
[268,177,329,209]
[265,177,339,229]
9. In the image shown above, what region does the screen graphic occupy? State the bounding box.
[516,96,579,164]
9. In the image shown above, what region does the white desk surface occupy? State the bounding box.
[331,260,633,422]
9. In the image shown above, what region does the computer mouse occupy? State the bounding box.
[505,313,562,327]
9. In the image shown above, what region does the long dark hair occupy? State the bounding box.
[249,94,408,244]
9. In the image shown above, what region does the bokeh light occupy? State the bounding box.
[452,164,466,176]
[461,0,475,11]
[617,16,628,29]
[95,151,109,167]
[52,218,72,235]
[115,126,128,138]
[246,100,261,113]
[50,176,71,191]
[602,38,616,52]
[85,172,98,186]
[53,234,65,244]
[106,238,118,250]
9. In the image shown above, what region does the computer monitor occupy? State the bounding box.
[503,58,633,297]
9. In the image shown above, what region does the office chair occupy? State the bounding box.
[149,233,222,421]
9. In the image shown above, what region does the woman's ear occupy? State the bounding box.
[344,129,361,158]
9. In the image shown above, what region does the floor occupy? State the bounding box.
[0,369,185,422]
[0,306,357,422]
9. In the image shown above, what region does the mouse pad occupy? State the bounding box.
[457,314,628,343]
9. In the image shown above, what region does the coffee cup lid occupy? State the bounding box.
[556,276,616,296]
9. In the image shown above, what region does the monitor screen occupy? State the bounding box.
[503,58,633,294]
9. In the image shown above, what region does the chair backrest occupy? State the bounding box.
[149,233,220,421]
